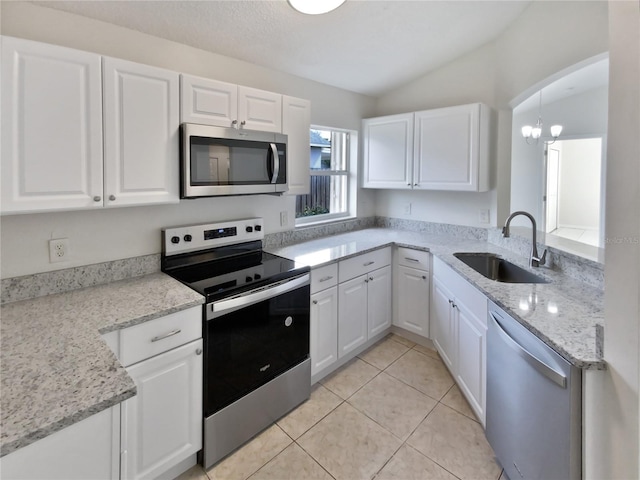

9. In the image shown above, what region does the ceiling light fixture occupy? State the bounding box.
[521,90,563,145]
[288,0,346,15]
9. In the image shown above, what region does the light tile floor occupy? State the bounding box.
[177,334,504,480]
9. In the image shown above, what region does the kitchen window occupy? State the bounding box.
[295,127,357,226]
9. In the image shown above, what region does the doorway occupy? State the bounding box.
[543,137,604,247]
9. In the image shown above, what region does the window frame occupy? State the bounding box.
[295,125,358,227]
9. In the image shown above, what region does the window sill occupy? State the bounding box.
[295,213,356,229]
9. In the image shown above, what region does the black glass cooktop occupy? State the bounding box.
[162,241,306,302]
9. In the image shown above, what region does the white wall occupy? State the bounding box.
[599,2,640,478]
[373,0,608,228]
[0,2,376,278]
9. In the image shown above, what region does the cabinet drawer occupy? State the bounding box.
[119,307,201,367]
[397,247,430,270]
[311,263,339,294]
[339,247,391,283]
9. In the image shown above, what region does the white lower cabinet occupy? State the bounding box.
[0,406,120,480]
[310,286,338,376]
[110,306,203,480]
[121,339,203,480]
[431,256,487,425]
[393,248,431,337]
[338,251,392,358]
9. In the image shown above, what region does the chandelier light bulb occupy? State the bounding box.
[531,127,542,139]
[521,125,533,138]
[550,125,563,138]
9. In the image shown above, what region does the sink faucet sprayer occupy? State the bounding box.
[502,211,547,268]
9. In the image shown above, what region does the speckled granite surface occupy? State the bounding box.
[0,272,204,457]
[266,228,605,371]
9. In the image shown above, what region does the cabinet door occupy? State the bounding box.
[414,103,485,191]
[456,300,486,425]
[367,265,392,338]
[338,275,368,358]
[121,339,203,480]
[0,406,120,480]
[1,36,103,214]
[310,286,338,376]
[362,113,413,189]
[431,276,456,372]
[103,57,180,207]
[180,74,238,127]
[282,95,311,195]
[396,265,430,336]
[237,86,282,132]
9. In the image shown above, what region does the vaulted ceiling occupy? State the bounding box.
[33,0,532,96]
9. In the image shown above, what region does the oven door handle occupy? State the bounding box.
[207,273,310,320]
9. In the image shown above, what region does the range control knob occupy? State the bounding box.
[254,273,261,280]
[184,234,193,242]
[171,236,180,244]
[254,225,262,232]
[246,226,253,233]
[245,276,253,283]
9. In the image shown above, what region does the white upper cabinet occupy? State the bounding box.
[362,113,414,189]
[1,36,104,214]
[238,86,282,132]
[103,58,180,207]
[363,103,491,192]
[180,75,282,133]
[180,75,238,127]
[282,95,311,195]
[414,103,490,191]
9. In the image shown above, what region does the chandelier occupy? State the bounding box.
[521,90,563,145]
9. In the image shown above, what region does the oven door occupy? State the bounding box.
[181,123,287,198]
[203,273,310,417]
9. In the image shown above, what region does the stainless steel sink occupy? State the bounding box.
[453,253,550,284]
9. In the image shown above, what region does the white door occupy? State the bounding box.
[367,265,392,338]
[1,36,104,214]
[456,301,486,425]
[396,265,430,336]
[103,57,180,207]
[362,113,414,189]
[237,86,282,132]
[414,104,480,191]
[310,286,338,376]
[282,95,311,195]
[545,147,560,233]
[430,276,456,372]
[338,275,368,358]
[121,339,202,480]
[180,74,238,127]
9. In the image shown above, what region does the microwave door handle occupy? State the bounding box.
[269,143,279,184]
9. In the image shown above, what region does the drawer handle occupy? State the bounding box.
[363,261,375,266]
[151,329,181,343]
[405,257,420,262]
[319,276,334,282]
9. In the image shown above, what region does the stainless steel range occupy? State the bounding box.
[161,218,310,469]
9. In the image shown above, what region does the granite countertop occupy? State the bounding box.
[0,272,204,457]
[266,227,605,371]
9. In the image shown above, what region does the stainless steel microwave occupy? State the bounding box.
[180,123,287,198]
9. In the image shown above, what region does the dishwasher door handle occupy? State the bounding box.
[489,311,567,388]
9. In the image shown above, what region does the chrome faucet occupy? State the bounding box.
[502,211,547,267]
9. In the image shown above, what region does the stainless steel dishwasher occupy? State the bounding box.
[486,302,581,480]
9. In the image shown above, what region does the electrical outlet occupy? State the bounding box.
[49,238,70,263]
[403,202,412,215]
[280,211,288,227]
[479,209,490,224]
